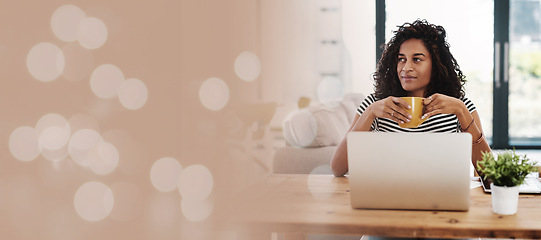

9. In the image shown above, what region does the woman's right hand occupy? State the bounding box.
[367,97,412,124]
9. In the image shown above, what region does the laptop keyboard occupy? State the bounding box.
[520,177,541,193]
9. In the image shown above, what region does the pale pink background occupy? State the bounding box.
[0,0,260,239]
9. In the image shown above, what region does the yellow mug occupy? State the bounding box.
[399,97,427,128]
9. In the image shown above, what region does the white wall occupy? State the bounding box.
[342,0,376,96]
[260,0,319,104]
[260,0,376,127]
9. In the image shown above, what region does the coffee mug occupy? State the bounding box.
[399,97,427,128]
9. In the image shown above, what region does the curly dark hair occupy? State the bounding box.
[373,19,466,100]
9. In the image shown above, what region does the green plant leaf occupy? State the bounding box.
[476,149,538,187]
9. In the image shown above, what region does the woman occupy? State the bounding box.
[331,19,492,177]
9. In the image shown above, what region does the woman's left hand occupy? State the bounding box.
[422,93,465,119]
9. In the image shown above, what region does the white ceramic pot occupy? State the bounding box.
[491,183,520,215]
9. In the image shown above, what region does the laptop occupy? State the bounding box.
[347,132,471,211]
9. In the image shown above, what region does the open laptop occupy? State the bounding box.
[347,132,471,211]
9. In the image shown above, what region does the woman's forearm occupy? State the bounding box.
[330,109,376,177]
[456,108,492,172]
[331,139,349,177]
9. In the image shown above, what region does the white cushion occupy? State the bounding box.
[283,93,364,148]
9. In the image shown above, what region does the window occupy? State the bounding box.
[509,0,541,146]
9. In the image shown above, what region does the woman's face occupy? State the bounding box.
[396,38,432,97]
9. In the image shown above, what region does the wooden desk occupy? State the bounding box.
[220,174,541,239]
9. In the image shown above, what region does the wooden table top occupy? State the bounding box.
[219,174,541,239]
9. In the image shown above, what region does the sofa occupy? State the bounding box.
[273,93,364,175]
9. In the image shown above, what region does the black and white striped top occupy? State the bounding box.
[357,93,477,133]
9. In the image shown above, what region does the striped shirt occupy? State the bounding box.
[357,93,477,133]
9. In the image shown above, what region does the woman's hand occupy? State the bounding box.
[422,93,465,119]
[368,97,412,124]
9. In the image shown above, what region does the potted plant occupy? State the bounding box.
[476,150,537,215]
